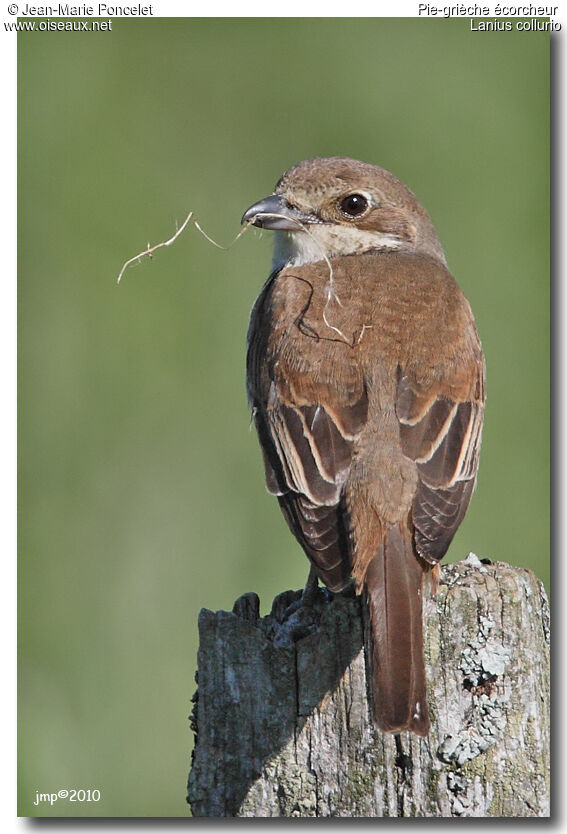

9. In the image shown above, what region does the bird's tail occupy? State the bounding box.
[363,520,429,736]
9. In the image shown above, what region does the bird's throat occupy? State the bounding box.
[272,226,402,271]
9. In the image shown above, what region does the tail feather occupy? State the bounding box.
[364,520,429,736]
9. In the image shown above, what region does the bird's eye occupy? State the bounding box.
[339,193,369,218]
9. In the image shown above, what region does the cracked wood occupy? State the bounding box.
[187,555,550,818]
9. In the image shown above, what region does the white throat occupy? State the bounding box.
[272,226,401,271]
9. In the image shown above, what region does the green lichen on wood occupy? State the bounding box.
[343,761,379,809]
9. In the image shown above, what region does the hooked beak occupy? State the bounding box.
[241,194,318,230]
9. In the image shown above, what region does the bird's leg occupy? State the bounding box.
[273,566,323,618]
[301,564,321,606]
[269,566,330,648]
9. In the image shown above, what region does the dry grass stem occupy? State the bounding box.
[117,210,364,348]
[116,212,254,284]
[251,212,352,346]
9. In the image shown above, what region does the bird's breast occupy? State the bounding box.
[266,255,417,366]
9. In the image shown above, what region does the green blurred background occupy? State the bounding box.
[18,18,549,817]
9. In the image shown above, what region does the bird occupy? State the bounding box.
[242,157,485,736]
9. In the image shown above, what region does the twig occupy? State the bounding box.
[117,211,194,284]
[117,212,255,284]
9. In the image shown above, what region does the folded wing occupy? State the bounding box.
[396,369,485,563]
[253,382,367,591]
[247,271,367,590]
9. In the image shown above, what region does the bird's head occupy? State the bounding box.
[241,157,446,270]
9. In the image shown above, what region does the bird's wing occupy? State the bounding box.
[247,271,367,590]
[395,364,485,563]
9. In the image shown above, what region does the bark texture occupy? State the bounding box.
[187,555,550,818]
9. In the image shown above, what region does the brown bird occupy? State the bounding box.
[242,157,485,736]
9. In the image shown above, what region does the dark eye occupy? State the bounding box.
[339,193,369,218]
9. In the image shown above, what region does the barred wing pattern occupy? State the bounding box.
[396,371,485,563]
[252,383,368,592]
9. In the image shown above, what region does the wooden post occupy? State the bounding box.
[187,555,550,818]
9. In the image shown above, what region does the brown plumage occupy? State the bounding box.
[243,158,485,736]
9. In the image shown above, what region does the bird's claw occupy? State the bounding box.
[268,583,330,648]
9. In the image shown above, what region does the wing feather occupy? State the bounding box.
[246,271,366,590]
[396,371,485,564]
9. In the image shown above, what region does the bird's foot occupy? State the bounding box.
[268,568,332,648]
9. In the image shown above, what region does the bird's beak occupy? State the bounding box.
[241,194,317,230]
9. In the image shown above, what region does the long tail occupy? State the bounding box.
[364,520,429,736]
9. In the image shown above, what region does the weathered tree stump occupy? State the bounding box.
[187,555,550,817]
